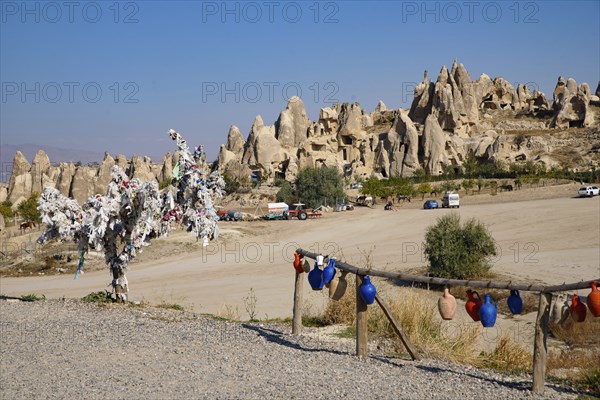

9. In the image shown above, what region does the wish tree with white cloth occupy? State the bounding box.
[37,130,225,301]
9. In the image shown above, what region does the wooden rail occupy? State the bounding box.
[293,247,599,394]
[295,249,598,293]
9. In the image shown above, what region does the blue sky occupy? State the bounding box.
[1,0,599,162]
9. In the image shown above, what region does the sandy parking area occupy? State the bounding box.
[1,184,599,318]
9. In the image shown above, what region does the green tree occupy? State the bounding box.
[424,213,497,279]
[296,166,345,208]
[388,177,415,198]
[223,173,240,193]
[0,200,13,220]
[18,193,41,223]
[412,168,427,183]
[489,180,498,195]
[276,181,296,204]
[360,177,384,197]
[462,155,479,178]
[417,182,433,199]
[476,177,485,193]
[462,179,475,195]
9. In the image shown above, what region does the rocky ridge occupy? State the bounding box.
[2,151,176,206]
[217,61,600,182]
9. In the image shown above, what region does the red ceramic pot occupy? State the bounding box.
[570,294,587,323]
[465,290,483,322]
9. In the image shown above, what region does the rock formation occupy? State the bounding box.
[217,61,598,183]
[5,150,180,206]
[551,77,596,128]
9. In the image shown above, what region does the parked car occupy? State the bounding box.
[355,195,374,206]
[578,186,599,197]
[423,200,439,209]
[350,183,363,189]
[336,200,354,211]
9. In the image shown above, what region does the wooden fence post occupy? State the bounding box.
[292,271,303,335]
[375,294,420,361]
[532,292,551,393]
[356,274,368,358]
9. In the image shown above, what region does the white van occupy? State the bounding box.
[442,192,460,208]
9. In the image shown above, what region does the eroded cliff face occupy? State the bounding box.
[5,151,176,206]
[218,61,599,182]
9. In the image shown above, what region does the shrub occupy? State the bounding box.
[424,213,496,279]
[82,291,112,303]
[21,293,46,302]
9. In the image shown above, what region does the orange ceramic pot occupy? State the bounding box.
[438,288,457,320]
[465,290,483,322]
[586,282,600,317]
[570,294,587,323]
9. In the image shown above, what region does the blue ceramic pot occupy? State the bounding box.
[359,276,376,305]
[322,258,336,285]
[507,290,523,314]
[308,262,324,290]
[479,294,497,327]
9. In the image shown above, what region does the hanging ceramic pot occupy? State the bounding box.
[301,259,311,273]
[329,270,349,301]
[322,258,336,285]
[307,261,324,290]
[570,294,587,322]
[359,276,376,305]
[551,292,569,324]
[586,281,600,317]
[438,288,457,320]
[465,290,483,322]
[507,290,523,314]
[479,294,498,328]
[293,253,304,274]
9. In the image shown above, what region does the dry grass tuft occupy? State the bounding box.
[480,334,532,372]
[550,317,600,347]
[322,283,482,364]
[548,348,600,373]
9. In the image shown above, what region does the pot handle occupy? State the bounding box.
[473,290,481,300]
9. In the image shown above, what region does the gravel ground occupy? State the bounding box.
[0,299,579,400]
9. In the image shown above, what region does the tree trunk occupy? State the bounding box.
[112,269,128,303]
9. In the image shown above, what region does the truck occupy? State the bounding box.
[442,192,460,208]
[267,202,290,220]
[578,186,599,197]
